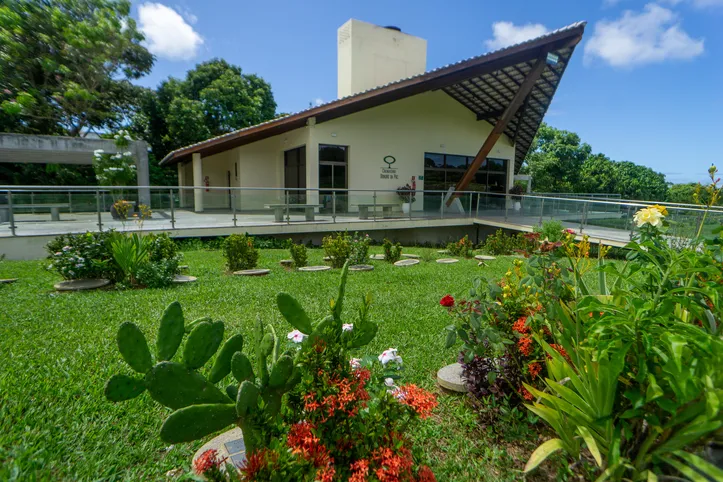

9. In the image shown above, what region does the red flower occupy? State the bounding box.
[512,316,529,334]
[518,336,534,356]
[372,446,414,482]
[393,384,438,419]
[287,421,334,469]
[350,459,370,482]
[416,465,437,482]
[439,295,455,308]
[518,386,534,401]
[528,362,542,378]
[193,449,225,475]
[239,449,275,480]
[548,344,572,364]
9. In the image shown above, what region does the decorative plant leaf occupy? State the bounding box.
[156,301,184,361]
[117,322,153,373]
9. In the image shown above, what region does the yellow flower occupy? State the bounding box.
[633,207,665,227]
[649,204,668,216]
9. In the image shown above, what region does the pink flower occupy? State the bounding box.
[350,358,361,369]
[342,323,353,332]
[287,329,307,343]
[378,348,402,366]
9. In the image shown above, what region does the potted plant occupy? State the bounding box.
[397,183,416,214]
[509,184,525,211]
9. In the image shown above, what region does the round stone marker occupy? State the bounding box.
[475,255,496,261]
[349,264,374,272]
[193,427,246,470]
[298,265,331,272]
[437,363,467,393]
[173,274,197,283]
[369,254,385,260]
[233,269,270,276]
[54,278,110,291]
[178,265,190,271]
[401,253,420,259]
[0,278,18,284]
[323,256,332,262]
[437,258,459,264]
[436,250,448,254]
[279,259,294,267]
[394,259,419,267]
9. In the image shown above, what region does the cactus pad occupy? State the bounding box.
[231,352,255,383]
[117,322,153,374]
[236,380,260,416]
[276,293,313,334]
[208,334,244,383]
[183,320,224,370]
[269,355,294,389]
[156,301,185,361]
[145,361,230,410]
[104,374,146,402]
[160,403,238,444]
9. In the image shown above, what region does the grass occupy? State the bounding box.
[1,247,547,481]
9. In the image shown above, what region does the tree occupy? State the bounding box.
[579,154,620,194]
[132,59,277,160]
[667,183,698,205]
[0,0,154,136]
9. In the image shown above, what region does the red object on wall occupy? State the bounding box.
[204,176,210,192]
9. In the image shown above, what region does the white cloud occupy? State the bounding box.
[314,98,324,106]
[138,3,203,61]
[484,22,549,50]
[584,3,704,67]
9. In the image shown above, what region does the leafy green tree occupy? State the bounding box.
[667,183,697,205]
[133,59,277,160]
[579,154,619,194]
[614,161,667,200]
[522,123,591,192]
[0,0,153,136]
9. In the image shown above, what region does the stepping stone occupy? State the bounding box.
[193,427,246,472]
[475,255,496,261]
[178,265,190,271]
[437,363,467,393]
[279,259,294,267]
[54,279,110,291]
[437,258,459,264]
[349,264,374,272]
[437,250,448,254]
[394,259,419,267]
[233,269,270,276]
[172,275,197,283]
[0,278,18,284]
[401,253,420,259]
[298,266,331,272]
[369,254,385,260]
[323,256,332,262]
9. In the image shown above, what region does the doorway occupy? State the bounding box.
[284,146,306,203]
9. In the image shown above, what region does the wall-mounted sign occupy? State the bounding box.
[380,155,399,180]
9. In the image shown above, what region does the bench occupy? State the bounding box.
[354,203,397,220]
[0,203,70,222]
[265,204,323,222]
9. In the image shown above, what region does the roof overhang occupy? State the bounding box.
[160,21,586,171]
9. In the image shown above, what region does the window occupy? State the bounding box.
[319,145,348,189]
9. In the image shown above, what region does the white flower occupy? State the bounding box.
[287,330,306,343]
[342,323,353,332]
[62,246,71,252]
[378,348,402,366]
[350,358,361,369]
[633,207,664,227]
[384,377,396,387]
[124,135,132,141]
[54,252,62,256]
[123,151,133,157]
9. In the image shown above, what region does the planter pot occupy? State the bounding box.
[402,202,411,214]
[110,202,135,220]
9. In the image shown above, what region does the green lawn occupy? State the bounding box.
[1,248,545,481]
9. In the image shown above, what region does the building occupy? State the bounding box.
[160,19,586,215]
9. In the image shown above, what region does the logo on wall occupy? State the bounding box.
[380,155,398,180]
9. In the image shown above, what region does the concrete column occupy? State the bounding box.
[305,122,319,208]
[133,141,151,206]
[192,152,203,212]
[177,162,186,208]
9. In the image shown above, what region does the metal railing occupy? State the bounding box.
[0,185,721,243]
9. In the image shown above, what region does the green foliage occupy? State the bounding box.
[382,238,402,263]
[92,130,137,186]
[446,235,474,258]
[349,232,372,265]
[111,233,149,285]
[667,182,699,205]
[117,322,153,374]
[222,234,259,271]
[146,233,180,263]
[0,0,153,136]
[322,232,352,268]
[133,258,179,288]
[156,302,185,362]
[46,231,118,280]
[533,220,565,242]
[289,243,308,268]
[480,229,528,255]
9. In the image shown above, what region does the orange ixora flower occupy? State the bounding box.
[528,362,542,378]
[518,386,534,401]
[349,459,370,482]
[548,344,572,364]
[518,336,534,356]
[372,446,414,482]
[287,421,334,469]
[392,384,438,419]
[239,448,276,480]
[193,449,225,475]
[512,316,530,334]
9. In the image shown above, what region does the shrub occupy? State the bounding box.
[253,236,292,249]
[134,258,179,288]
[348,232,371,265]
[223,234,259,271]
[111,233,148,285]
[46,231,117,280]
[532,219,565,242]
[446,235,474,258]
[480,229,525,255]
[322,232,351,268]
[382,238,402,263]
[289,242,308,268]
[146,233,180,263]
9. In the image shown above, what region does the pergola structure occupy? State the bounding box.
[0,133,151,204]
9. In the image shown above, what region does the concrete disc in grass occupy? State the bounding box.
[401,253,420,259]
[437,363,467,393]
[369,254,385,260]
[323,256,332,262]
[436,258,459,264]
[172,275,197,283]
[54,279,110,291]
[178,265,190,271]
[394,259,419,267]
[298,266,331,272]
[437,250,448,254]
[193,427,246,472]
[349,264,374,272]
[279,259,294,267]
[475,255,496,261]
[233,269,270,276]
[0,278,18,284]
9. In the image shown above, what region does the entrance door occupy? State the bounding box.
[284,146,306,203]
[319,144,348,212]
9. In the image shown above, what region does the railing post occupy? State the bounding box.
[579,202,586,232]
[95,189,103,232]
[504,194,508,222]
[408,194,413,221]
[169,189,176,229]
[30,191,35,214]
[475,193,480,218]
[68,192,73,214]
[231,190,237,227]
[539,198,545,225]
[373,191,377,222]
[468,193,473,218]
[7,190,16,236]
[332,191,337,223]
[440,193,445,219]
[285,190,290,224]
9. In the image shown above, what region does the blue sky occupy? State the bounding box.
[131,0,723,184]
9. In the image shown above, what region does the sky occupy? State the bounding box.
[130,0,723,184]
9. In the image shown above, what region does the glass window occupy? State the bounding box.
[423,152,509,196]
[319,164,333,189]
[487,173,506,193]
[424,170,445,191]
[319,144,347,164]
[445,155,467,169]
[488,158,506,172]
[424,153,444,168]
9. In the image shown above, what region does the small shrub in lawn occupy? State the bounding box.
[480,229,528,255]
[446,235,474,258]
[253,236,292,249]
[348,232,371,265]
[322,232,351,268]
[382,238,402,263]
[222,234,259,271]
[289,242,308,268]
[46,231,118,280]
[533,219,565,242]
[134,258,179,288]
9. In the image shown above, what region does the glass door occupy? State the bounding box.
[284,146,306,203]
[319,145,348,212]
